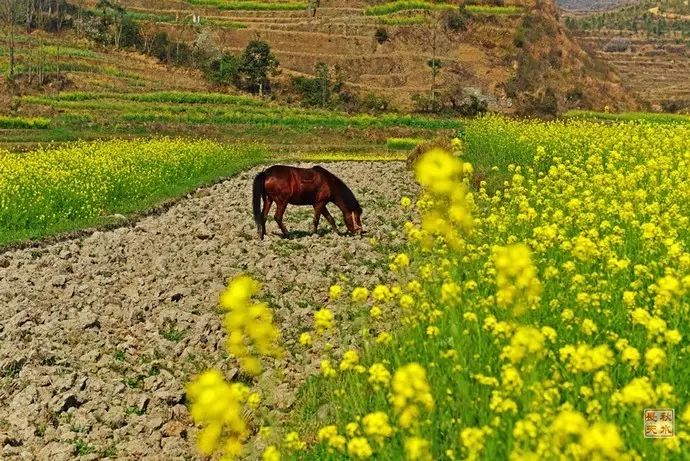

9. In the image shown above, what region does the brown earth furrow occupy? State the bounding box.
[0,161,417,460]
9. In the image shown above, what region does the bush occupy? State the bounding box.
[375,28,389,44]
[411,92,444,113]
[514,26,526,48]
[150,32,172,62]
[452,94,488,117]
[119,18,143,49]
[205,53,241,85]
[661,99,689,113]
[519,87,559,119]
[79,16,110,44]
[353,92,392,114]
[442,7,469,32]
[603,37,631,53]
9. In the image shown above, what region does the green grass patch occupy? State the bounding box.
[386,137,424,150]
[22,92,463,131]
[24,91,263,106]
[378,14,429,25]
[466,5,523,15]
[563,110,690,124]
[39,45,95,58]
[96,9,247,28]
[186,0,307,10]
[278,151,408,162]
[365,0,454,16]
[0,116,50,129]
[366,2,522,17]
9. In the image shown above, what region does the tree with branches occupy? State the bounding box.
[0,0,29,80]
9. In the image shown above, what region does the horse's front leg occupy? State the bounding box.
[322,206,339,234]
[313,202,326,235]
[274,202,290,238]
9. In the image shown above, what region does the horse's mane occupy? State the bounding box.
[313,166,362,213]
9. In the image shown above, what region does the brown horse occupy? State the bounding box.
[252,165,363,240]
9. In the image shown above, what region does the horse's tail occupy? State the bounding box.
[253,171,267,239]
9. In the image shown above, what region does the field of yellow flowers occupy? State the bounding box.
[187,116,690,460]
[0,138,265,245]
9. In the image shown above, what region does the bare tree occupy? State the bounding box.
[0,0,29,80]
[428,13,444,107]
[98,0,126,48]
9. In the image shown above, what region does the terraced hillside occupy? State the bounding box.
[577,33,690,108]
[44,0,629,113]
[563,1,690,110]
[556,0,638,11]
[72,0,520,110]
[1,0,640,126]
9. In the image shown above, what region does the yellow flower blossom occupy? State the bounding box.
[329,284,343,301]
[405,437,432,461]
[347,437,373,459]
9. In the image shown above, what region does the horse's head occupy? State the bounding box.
[345,210,364,235]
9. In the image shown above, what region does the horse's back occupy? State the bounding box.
[262,165,331,204]
[265,164,321,177]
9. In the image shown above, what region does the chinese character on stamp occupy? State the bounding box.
[644,409,674,438]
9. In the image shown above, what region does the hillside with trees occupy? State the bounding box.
[1,0,638,119]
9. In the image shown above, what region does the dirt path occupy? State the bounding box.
[0,162,417,460]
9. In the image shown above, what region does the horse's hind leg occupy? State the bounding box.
[322,206,339,234]
[261,196,273,239]
[274,202,290,238]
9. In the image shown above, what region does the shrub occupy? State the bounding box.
[513,26,526,48]
[205,53,241,85]
[119,18,143,49]
[236,40,279,95]
[452,94,488,117]
[348,92,392,114]
[150,32,172,62]
[442,6,469,32]
[411,92,443,113]
[603,37,632,53]
[375,28,390,44]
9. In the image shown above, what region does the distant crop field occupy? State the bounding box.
[0,116,50,129]
[365,1,523,16]
[20,91,462,135]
